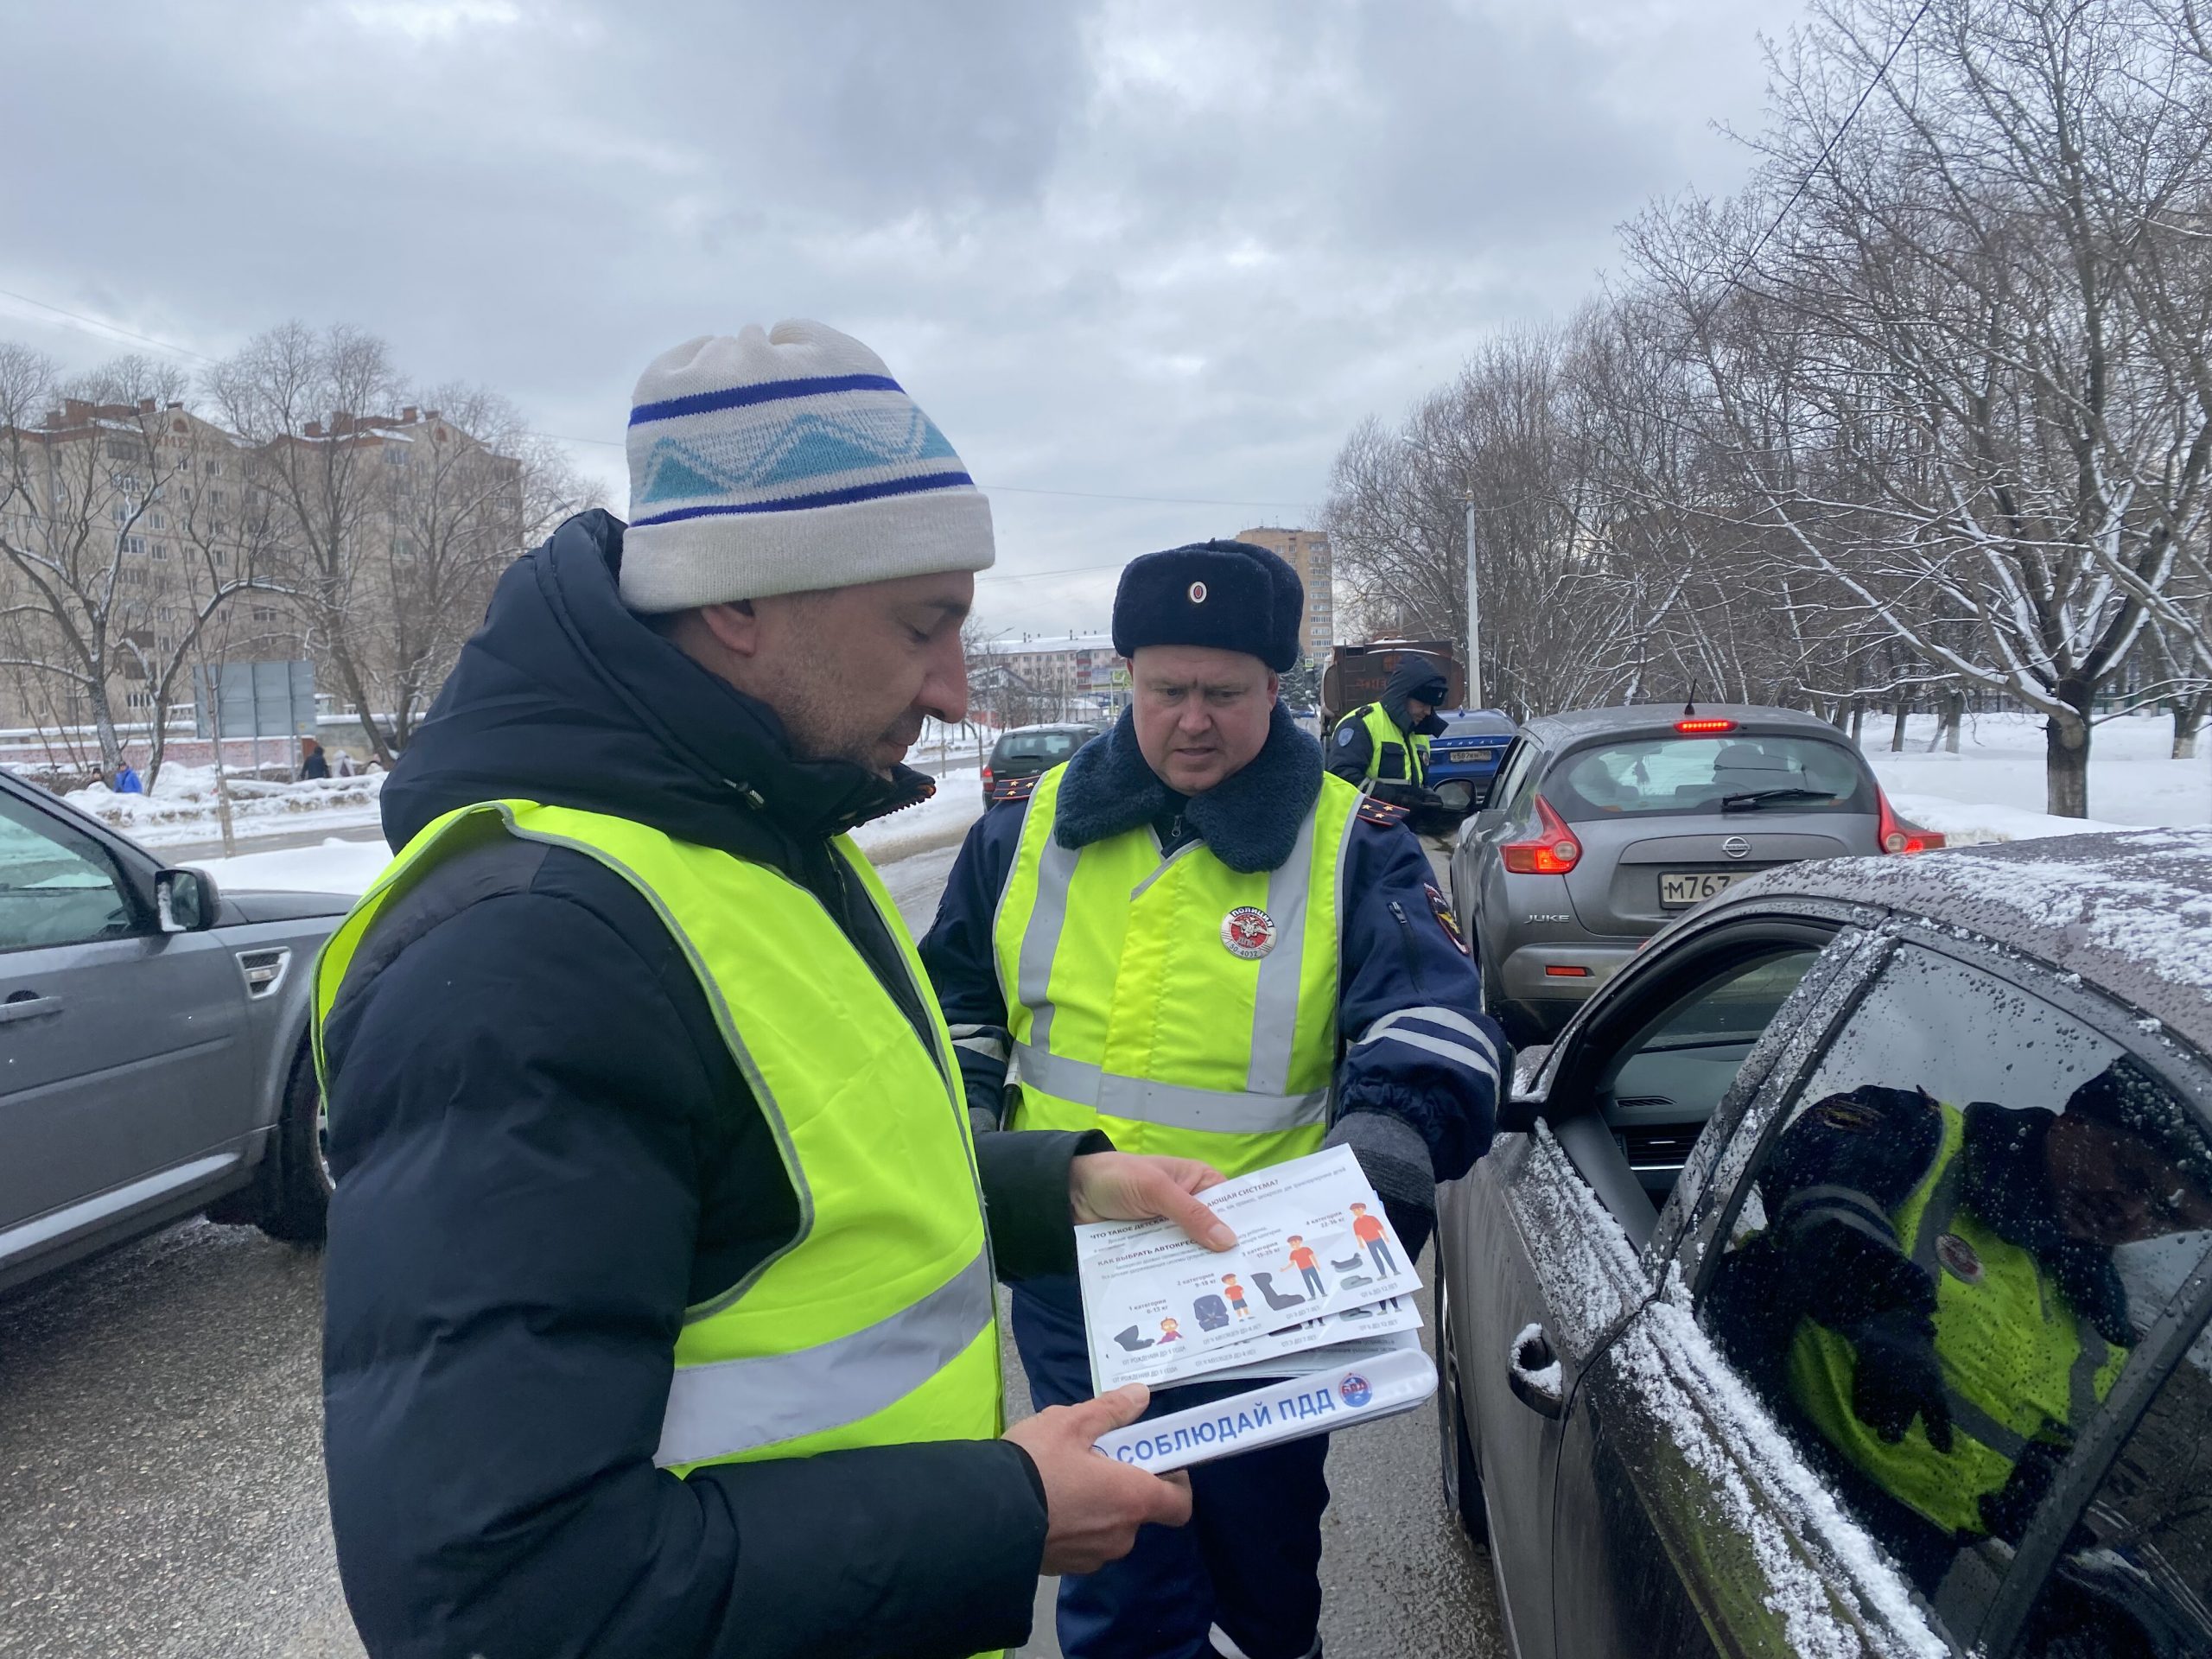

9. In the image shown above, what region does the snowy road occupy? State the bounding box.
[0,836,1505,1659]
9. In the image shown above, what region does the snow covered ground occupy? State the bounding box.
[1862,710,2208,844]
[61,765,389,849]
[194,766,986,898]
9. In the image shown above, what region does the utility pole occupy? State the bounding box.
[1463,492,1484,711]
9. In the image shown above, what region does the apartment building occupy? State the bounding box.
[0,396,521,742]
[1231,526,1334,664]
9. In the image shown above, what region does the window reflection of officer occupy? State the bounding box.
[921,541,1502,1659]
[1712,1061,2212,1588]
[1325,656,1449,797]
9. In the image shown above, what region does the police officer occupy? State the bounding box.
[317,323,1237,1659]
[1325,654,1450,794]
[1711,1061,2212,1589]
[921,541,1502,1659]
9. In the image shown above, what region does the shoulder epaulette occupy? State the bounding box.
[988,772,1040,805]
[1356,796,1408,827]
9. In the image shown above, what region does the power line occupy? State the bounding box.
[0,284,219,363]
[976,558,1129,585]
[1717,0,1936,302]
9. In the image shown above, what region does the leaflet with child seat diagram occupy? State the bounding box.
[1074,1145,1423,1394]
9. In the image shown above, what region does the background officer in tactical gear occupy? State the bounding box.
[922,540,1502,1659]
[1325,654,1450,798]
[1709,1060,2212,1591]
[319,322,1238,1659]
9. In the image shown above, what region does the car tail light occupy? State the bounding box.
[982,765,994,786]
[1675,718,1737,734]
[1877,788,1945,855]
[1503,794,1582,874]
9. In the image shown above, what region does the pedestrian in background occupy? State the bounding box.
[316,320,1233,1659]
[296,736,329,780]
[922,540,1501,1659]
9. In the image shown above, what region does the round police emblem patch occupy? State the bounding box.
[1188,580,1208,603]
[1336,725,1358,747]
[1339,1373,1372,1408]
[1936,1232,1983,1286]
[1221,906,1276,959]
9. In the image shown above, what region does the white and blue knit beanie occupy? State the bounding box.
[619,320,995,612]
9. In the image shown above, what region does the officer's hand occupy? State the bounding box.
[1849,1312,1954,1452]
[1005,1384,1193,1575]
[1071,1152,1236,1250]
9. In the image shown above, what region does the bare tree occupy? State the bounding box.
[361,386,591,748]
[1629,0,2212,816]
[207,322,409,764]
[0,348,266,782]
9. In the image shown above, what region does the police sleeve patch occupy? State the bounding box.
[1336,726,1358,747]
[1425,882,1469,953]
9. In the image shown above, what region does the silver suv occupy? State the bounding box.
[1451,704,1938,1042]
[0,768,351,1294]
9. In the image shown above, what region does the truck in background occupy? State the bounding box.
[1319,639,1465,734]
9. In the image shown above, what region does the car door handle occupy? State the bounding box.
[0,992,62,1025]
[1507,1323,1566,1418]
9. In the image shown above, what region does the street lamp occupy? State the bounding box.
[1463,493,1484,711]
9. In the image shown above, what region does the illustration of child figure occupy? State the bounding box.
[1287,1235,1325,1300]
[1158,1317,1183,1343]
[1350,1202,1398,1278]
[1222,1274,1253,1319]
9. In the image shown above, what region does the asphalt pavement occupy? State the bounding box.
[0,838,1505,1659]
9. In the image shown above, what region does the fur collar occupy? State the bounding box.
[1052,703,1323,873]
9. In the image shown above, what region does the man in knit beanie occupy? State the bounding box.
[318,320,1235,1658]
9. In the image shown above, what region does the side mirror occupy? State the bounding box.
[156,868,220,933]
[1498,1042,1551,1133]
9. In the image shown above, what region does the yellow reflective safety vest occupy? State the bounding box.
[993,766,1360,1178]
[1786,1102,2126,1539]
[314,799,1003,1478]
[1344,702,1430,788]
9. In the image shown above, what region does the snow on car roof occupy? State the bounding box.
[1718,826,2212,1053]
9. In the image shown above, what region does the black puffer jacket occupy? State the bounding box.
[321,511,1090,1659]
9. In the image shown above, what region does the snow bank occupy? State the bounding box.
[849,766,985,864]
[1862,710,2208,836]
[64,765,388,849]
[193,766,986,899]
[198,837,396,898]
[1880,792,2129,847]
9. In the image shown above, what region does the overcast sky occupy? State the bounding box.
[1,0,1788,638]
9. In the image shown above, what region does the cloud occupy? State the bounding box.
[0,0,1782,634]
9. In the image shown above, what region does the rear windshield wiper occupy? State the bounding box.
[1719,787,1839,811]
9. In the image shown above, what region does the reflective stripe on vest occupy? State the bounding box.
[992,766,1356,1177]
[314,799,1001,1478]
[1786,1102,2126,1538]
[1350,702,1428,787]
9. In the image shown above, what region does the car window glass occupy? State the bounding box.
[1600,948,1820,1204]
[1492,742,1541,817]
[998,732,1080,762]
[1440,716,1510,741]
[0,793,137,950]
[2014,1303,2212,1658]
[1548,734,1872,823]
[1698,943,2212,1639]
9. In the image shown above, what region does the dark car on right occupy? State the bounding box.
[1435,825,2212,1659]
[1452,704,1939,1043]
[981,722,1098,805]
